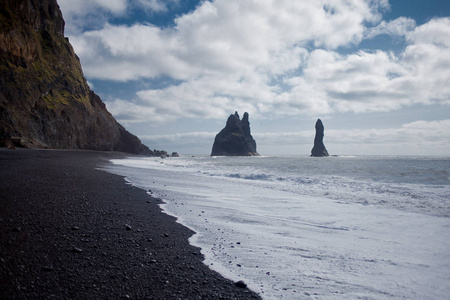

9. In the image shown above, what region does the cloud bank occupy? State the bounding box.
[62,0,450,126]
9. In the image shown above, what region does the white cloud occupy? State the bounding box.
[59,0,128,33]
[66,1,450,126]
[283,18,450,115]
[325,119,450,155]
[134,0,179,12]
[293,49,412,114]
[329,119,450,145]
[134,73,277,121]
[70,23,192,81]
[69,0,382,80]
[58,0,179,34]
[59,0,128,16]
[365,17,416,39]
[407,17,450,47]
[135,0,167,12]
[104,98,178,124]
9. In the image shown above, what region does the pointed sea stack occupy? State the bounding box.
[211,112,259,156]
[311,119,329,157]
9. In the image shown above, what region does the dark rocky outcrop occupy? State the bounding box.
[311,119,329,157]
[211,112,259,156]
[0,0,160,155]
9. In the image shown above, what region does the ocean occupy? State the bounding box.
[103,155,450,299]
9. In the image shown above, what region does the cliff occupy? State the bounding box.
[211,112,259,156]
[0,0,157,155]
[310,119,329,157]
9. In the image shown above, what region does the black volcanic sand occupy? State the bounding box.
[0,149,260,299]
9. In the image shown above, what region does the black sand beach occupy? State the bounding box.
[0,149,260,299]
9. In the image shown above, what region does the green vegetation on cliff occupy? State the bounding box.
[0,0,158,155]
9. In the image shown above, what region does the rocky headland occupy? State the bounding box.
[211,112,259,156]
[0,0,159,155]
[311,119,329,157]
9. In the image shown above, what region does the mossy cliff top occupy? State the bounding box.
[0,0,157,155]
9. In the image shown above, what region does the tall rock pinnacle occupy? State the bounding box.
[311,119,329,157]
[211,112,259,156]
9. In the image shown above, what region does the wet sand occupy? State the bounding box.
[0,149,260,299]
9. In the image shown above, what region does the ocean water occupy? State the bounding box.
[103,155,450,299]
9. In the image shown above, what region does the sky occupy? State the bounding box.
[57,0,450,156]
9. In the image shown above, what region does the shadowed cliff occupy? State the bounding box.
[0,0,158,155]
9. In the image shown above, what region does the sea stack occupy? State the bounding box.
[0,0,159,155]
[211,112,259,156]
[311,119,329,157]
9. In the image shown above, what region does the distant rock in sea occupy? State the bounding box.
[0,0,163,155]
[211,112,259,156]
[311,119,329,157]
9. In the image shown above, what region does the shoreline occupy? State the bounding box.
[0,149,260,299]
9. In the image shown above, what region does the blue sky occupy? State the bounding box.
[58,0,450,155]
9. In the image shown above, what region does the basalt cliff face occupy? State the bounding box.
[0,0,155,155]
[311,119,329,157]
[211,112,259,156]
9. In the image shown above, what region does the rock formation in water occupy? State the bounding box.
[211,112,259,156]
[0,0,161,155]
[311,119,329,157]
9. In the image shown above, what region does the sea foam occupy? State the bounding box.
[104,155,450,299]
